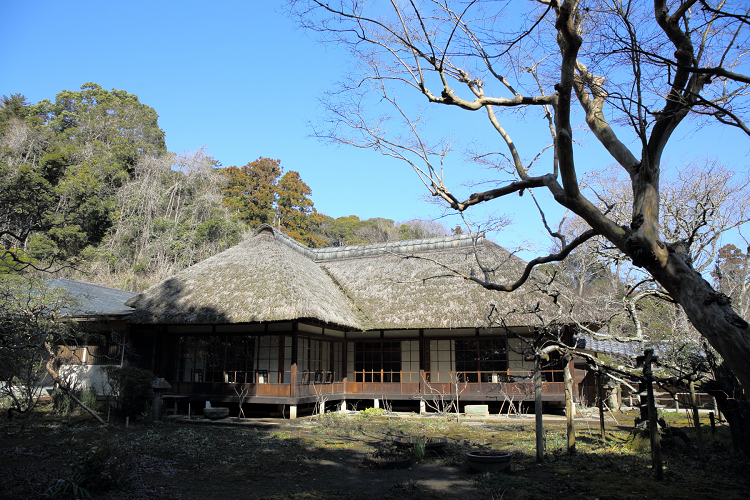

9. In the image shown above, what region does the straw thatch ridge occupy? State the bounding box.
[253,223,485,262]
[322,238,547,329]
[129,225,555,329]
[126,230,364,327]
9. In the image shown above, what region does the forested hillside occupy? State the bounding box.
[0,84,447,291]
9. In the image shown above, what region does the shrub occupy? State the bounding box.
[42,440,134,499]
[358,407,386,418]
[101,366,155,419]
[51,389,72,416]
[51,386,100,416]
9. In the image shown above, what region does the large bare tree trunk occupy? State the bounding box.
[290,0,750,412]
[704,352,750,455]
[649,256,750,397]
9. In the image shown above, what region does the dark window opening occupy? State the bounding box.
[455,338,507,382]
[354,341,402,383]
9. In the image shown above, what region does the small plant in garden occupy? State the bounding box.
[43,469,93,499]
[42,439,134,499]
[358,407,386,418]
[412,436,426,460]
[628,432,651,454]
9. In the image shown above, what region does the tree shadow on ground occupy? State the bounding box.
[1,414,749,500]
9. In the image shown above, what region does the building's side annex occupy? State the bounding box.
[45,279,138,391]
[115,225,578,417]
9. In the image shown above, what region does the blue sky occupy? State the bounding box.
[2,2,458,226]
[3,1,748,258]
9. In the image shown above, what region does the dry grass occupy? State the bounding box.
[1,406,748,500]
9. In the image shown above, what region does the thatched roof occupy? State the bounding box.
[126,227,364,327]
[321,238,543,329]
[127,225,554,329]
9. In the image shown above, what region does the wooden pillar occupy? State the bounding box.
[690,380,705,460]
[597,371,606,440]
[290,324,298,398]
[534,355,544,463]
[643,349,663,480]
[342,334,349,392]
[564,354,576,454]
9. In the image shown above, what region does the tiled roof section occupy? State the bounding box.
[575,334,641,359]
[255,224,484,262]
[46,278,138,317]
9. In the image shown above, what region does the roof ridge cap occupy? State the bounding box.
[253,224,485,262]
[254,224,317,260]
[47,278,137,294]
[313,232,485,262]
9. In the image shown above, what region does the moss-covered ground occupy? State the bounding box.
[1,405,747,499]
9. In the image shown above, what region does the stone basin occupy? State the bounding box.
[203,407,230,420]
[466,450,512,473]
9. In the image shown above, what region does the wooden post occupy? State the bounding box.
[290,363,297,398]
[643,349,663,480]
[455,373,461,424]
[690,380,705,460]
[563,354,576,454]
[534,355,544,463]
[290,325,298,398]
[597,371,606,440]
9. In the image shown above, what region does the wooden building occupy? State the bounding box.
[121,225,576,417]
[46,278,138,391]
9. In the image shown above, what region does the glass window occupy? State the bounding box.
[176,336,224,383]
[175,334,288,384]
[353,341,402,383]
[455,338,507,382]
[226,335,255,383]
[257,335,280,383]
[297,337,343,383]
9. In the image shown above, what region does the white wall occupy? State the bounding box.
[58,364,111,394]
[401,340,420,382]
[429,339,454,383]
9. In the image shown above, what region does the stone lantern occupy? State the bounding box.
[151,378,172,421]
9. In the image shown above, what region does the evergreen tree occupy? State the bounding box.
[0,83,167,262]
[277,171,326,247]
[220,158,326,247]
[221,157,281,227]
